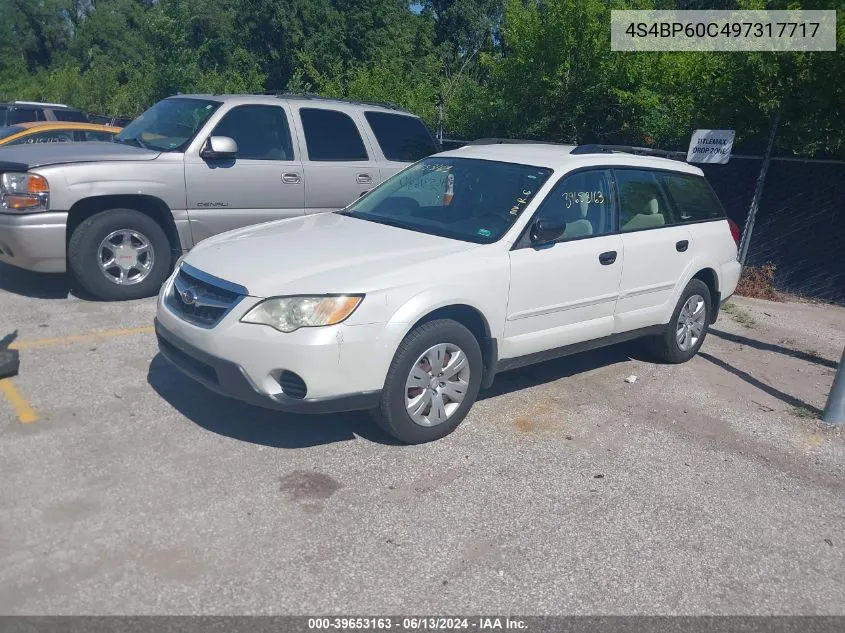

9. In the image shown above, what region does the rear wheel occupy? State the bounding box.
[68,208,173,301]
[373,319,482,444]
[649,279,711,363]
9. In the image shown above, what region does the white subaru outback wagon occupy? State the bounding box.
[155,142,742,443]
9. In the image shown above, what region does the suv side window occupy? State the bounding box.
[299,108,368,161]
[8,129,74,145]
[53,109,88,122]
[616,169,676,232]
[211,105,294,160]
[533,169,615,241]
[8,108,41,124]
[364,111,437,162]
[76,130,117,142]
[658,172,725,222]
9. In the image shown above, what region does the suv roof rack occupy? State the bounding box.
[468,137,570,146]
[258,91,408,112]
[10,100,71,108]
[571,144,685,160]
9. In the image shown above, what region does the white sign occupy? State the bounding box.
[687,129,735,164]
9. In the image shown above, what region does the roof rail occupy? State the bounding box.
[571,144,685,160]
[259,91,408,112]
[11,100,70,108]
[467,138,567,146]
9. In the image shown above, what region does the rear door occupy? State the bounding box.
[184,103,305,243]
[363,111,438,183]
[613,168,693,332]
[293,106,382,213]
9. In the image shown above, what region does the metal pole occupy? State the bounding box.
[823,347,845,425]
[738,108,781,266]
[437,100,444,145]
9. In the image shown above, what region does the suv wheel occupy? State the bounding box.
[649,279,711,363]
[68,208,173,301]
[373,319,483,444]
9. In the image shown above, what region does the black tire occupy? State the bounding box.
[68,208,173,301]
[373,319,483,444]
[649,279,712,363]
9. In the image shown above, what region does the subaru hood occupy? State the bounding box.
[184,213,479,298]
[0,141,160,169]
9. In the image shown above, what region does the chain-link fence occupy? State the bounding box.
[701,158,844,304]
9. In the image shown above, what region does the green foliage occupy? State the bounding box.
[0,0,842,157]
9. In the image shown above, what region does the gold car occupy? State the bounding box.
[0,121,122,146]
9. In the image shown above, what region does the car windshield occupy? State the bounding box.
[342,157,553,244]
[116,98,220,152]
[0,125,24,141]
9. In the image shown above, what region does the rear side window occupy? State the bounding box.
[8,108,40,124]
[53,109,88,122]
[364,111,437,162]
[300,108,368,161]
[0,106,7,126]
[211,105,294,160]
[615,168,676,232]
[77,130,117,142]
[659,172,725,222]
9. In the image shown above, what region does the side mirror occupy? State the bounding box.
[530,216,567,245]
[201,136,238,159]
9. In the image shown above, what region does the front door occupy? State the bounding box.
[184,103,305,244]
[503,169,623,360]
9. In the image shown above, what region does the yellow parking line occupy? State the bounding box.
[10,326,154,350]
[0,379,38,424]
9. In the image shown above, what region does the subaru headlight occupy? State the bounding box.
[0,172,49,213]
[241,295,364,333]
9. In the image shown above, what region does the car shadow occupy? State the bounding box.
[146,354,403,448]
[709,327,838,369]
[698,351,823,416]
[148,342,648,448]
[479,342,646,400]
[0,262,73,299]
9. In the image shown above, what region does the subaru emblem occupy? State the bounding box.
[180,288,197,305]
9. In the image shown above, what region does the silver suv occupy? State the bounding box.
[0,94,437,300]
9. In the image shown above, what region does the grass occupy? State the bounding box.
[722,301,757,328]
[791,405,820,420]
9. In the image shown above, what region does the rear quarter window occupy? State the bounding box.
[53,109,88,122]
[364,111,438,162]
[659,172,725,222]
[8,109,40,124]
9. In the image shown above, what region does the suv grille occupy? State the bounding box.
[166,265,245,328]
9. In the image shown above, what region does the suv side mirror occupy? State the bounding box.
[530,216,567,245]
[201,136,238,159]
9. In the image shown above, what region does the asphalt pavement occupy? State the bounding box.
[0,263,843,615]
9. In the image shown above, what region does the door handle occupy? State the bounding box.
[356,173,372,184]
[282,172,301,184]
[676,240,689,252]
[598,251,617,265]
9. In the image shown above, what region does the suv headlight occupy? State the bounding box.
[0,172,49,213]
[241,295,363,333]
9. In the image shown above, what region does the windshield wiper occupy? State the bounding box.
[115,136,153,150]
[349,214,415,233]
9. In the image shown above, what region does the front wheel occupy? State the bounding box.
[373,319,483,444]
[649,279,712,363]
[68,208,173,301]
